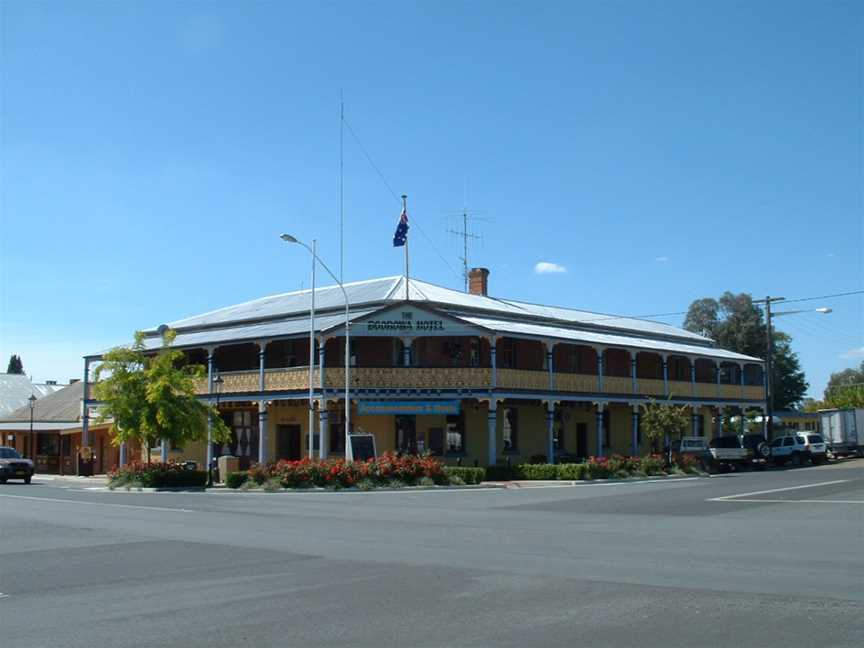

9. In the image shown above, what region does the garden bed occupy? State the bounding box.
[107,461,207,490]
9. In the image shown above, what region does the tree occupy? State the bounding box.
[6,354,24,374]
[94,330,230,459]
[823,361,864,408]
[640,400,690,456]
[683,292,808,409]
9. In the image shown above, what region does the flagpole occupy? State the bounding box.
[402,194,409,300]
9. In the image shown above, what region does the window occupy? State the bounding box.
[503,407,518,452]
[395,415,416,453]
[807,435,823,444]
[782,437,795,447]
[330,409,347,454]
[445,414,465,454]
[36,434,59,456]
[428,427,444,456]
[771,438,783,448]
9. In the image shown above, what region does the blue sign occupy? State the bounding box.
[357,400,461,416]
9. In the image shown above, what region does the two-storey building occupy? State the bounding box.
[79,268,766,469]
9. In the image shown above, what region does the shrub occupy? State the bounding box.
[225,471,248,489]
[357,478,375,491]
[557,463,585,480]
[443,466,486,485]
[518,463,559,480]
[448,474,465,486]
[262,478,282,492]
[249,463,270,486]
[107,462,206,489]
[485,465,516,481]
[419,476,436,487]
[641,455,667,476]
[585,457,612,479]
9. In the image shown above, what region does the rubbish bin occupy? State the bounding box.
[217,455,239,483]
[77,446,95,477]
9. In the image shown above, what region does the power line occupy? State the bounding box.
[341,116,460,280]
[782,290,864,304]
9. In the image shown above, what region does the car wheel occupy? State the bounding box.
[791,452,802,467]
[758,443,771,459]
[24,475,32,484]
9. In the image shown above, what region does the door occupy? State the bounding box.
[276,424,302,461]
[575,423,588,460]
[395,416,417,454]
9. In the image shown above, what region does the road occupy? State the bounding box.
[1,461,862,647]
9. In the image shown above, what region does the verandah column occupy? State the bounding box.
[596,348,605,393]
[206,347,216,474]
[545,400,555,464]
[258,341,268,464]
[630,352,638,395]
[662,354,669,397]
[487,399,498,466]
[715,406,724,439]
[692,406,701,436]
[690,359,697,398]
[318,337,328,459]
[545,341,555,391]
[595,402,605,457]
[631,404,639,456]
[81,358,91,449]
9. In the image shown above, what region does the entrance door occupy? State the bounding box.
[575,423,588,461]
[395,416,417,454]
[276,424,302,461]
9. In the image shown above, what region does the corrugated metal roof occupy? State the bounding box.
[0,374,66,417]
[459,315,762,363]
[141,309,378,351]
[0,381,83,423]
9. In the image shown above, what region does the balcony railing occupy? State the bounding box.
[192,366,765,401]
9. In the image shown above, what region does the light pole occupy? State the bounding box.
[209,375,224,487]
[280,233,351,460]
[28,394,37,464]
[757,298,832,440]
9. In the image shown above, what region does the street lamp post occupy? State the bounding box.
[280,234,351,460]
[28,394,37,465]
[757,298,832,441]
[209,375,224,487]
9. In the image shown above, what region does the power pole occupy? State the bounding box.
[754,296,786,440]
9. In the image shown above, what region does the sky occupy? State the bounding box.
[1,0,862,398]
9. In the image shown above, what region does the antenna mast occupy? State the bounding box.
[447,208,483,292]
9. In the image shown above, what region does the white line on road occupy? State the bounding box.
[707,479,851,502]
[0,493,195,513]
[712,498,864,504]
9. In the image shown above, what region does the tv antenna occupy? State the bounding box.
[446,207,487,292]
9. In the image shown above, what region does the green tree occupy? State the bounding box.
[94,330,230,458]
[683,292,808,409]
[640,400,690,455]
[823,361,864,408]
[6,354,24,374]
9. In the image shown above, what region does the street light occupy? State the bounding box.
[280,233,351,460]
[28,394,37,464]
[209,375,224,488]
[757,298,832,440]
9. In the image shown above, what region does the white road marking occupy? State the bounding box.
[0,593,10,599]
[712,498,864,504]
[707,479,851,502]
[0,493,195,513]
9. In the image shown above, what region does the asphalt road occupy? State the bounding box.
[1,461,862,647]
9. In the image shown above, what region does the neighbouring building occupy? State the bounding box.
[74,269,766,472]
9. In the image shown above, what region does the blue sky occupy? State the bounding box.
[1,1,861,397]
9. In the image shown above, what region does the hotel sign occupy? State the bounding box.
[357,400,461,416]
[362,305,470,337]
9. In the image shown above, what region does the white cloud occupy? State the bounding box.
[534,261,567,274]
[840,346,864,359]
[655,256,670,263]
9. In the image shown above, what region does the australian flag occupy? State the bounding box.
[393,207,409,247]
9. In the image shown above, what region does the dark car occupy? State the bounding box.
[740,433,771,460]
[0,446,34,484]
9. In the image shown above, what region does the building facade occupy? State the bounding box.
[80,270,767,471]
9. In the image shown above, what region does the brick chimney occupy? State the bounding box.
[468,267,490,296]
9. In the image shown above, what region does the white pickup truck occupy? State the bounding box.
[674,436,751,472]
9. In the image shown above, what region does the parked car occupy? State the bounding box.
[769,433,827,467]
[740,433,771,466]
[673,436,749,472]
[0,446,34,484]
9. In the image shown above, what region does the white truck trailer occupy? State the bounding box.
[818,408,863,457]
